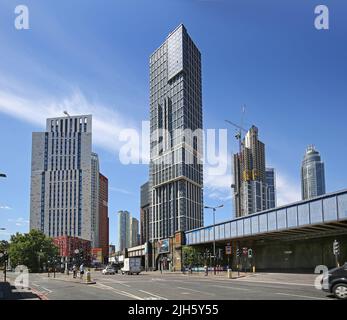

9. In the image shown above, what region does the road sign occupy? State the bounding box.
[242,247,248,256]
[333,240,340,256]
[225,246,232,255]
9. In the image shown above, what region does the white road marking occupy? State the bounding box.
[138,290,168,300]
[211,285,250,291]
[98,278,131,287]
[92,282,143,300]
[176,287,215,296]
[31,282,53,293]
[233,279,314,287]
[275,293,331,300]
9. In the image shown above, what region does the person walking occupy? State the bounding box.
[204,264,208,276]
[72,265,77,278]
[79,264,85,279]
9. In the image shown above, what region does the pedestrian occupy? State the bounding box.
[204,265,208,276]
[72,265,77,278]
[79,264,85,279]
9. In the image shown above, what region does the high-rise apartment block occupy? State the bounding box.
[149,24,203,241]
[130,217,139,248]
[99,173,109,263]
[140,181,151,245]
[30,115,108,249]
[117,210,130,252]
[266,168,276,209]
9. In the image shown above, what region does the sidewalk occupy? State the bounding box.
[138,270,316,285]
[139,270,248,279]
[46,273,96,284]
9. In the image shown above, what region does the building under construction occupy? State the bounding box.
[233,125,276,217]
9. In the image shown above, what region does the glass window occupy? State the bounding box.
[201,230,205,243]
[287,206,298,228]
[277,209,287,229]
[209,227,214,241]
[268,212,277,231]
[259,214,267,232]
[323,197,337,222]
[310,200,323,224]
[244,218,251,235]
[219,224,225,240]
[237,220,244,237]
[251,216,259,234]
[231,222,237,237]
[225,223,231,238]
[205,229,210,242]
[338,194,347,220]
[298,203,310,226]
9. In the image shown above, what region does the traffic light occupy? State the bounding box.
[218,248,223,259]
[236,248,242,257]
[333,240,340,256]
[248,248,253,258]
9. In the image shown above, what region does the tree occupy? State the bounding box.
[0,240,9,268]
[8,229,59,272]
[182,246,200,267]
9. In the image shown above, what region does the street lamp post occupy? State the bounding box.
[204,204,224,275]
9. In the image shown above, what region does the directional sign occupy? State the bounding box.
[225,246,232,255]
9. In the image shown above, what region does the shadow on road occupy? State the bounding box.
[0,282,38,300]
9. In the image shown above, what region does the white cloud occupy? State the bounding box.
[204,151,233,203]
[0,205,12,210]
[7,217,29,227]
[0,87,138,157]
[110,187,134,195]
[276,172,301,206]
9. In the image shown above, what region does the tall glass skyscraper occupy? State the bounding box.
[301,145,326,200]
[149,24,203,241]
[117,210,130,251]
[266,168,276,209]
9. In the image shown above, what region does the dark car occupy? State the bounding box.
[321,262,347,299]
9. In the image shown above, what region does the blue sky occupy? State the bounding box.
[0,0,346,248]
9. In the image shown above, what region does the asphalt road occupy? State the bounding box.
[4,271,335,300]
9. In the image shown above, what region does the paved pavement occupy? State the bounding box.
[2,270,335,300]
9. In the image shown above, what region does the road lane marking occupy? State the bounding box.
[31,282,53,293]
[211,285,249,291]
[176,287,215,296]
[97,278,131,287]
[138,290,168,300]
[92,282,143,300]
[231,279,314,287]
[275,293,331,300]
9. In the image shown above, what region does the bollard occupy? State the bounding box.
[252,266,256,273]
[86,270,91,283]
[227,269,232,279]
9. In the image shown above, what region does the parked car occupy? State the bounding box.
[321,262,347,299]
[102,266,116,275]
